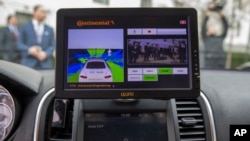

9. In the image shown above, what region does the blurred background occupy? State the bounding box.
[0,0,250,70]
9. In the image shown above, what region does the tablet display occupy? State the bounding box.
[56,8,200,99]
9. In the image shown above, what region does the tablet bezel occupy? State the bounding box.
[55,8,200,99]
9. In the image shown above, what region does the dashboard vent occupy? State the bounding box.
[176,99,206,141]
[48,99,73,141]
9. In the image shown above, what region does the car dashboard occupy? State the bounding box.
[0,60,250,141]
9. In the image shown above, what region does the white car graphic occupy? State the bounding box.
[79,58,113,82]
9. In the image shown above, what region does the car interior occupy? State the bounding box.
[0,7,250,141]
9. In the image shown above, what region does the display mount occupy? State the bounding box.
[55,8,200,99]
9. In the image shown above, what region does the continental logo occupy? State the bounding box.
[121,92,135,97]
[76,20,115,26]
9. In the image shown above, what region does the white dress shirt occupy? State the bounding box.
[32,19,44,44]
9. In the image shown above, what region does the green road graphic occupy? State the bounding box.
[68,71,80,82]
[106,61,124,82]
[87,49,105,58]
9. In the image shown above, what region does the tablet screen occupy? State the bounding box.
[56,8,200,99]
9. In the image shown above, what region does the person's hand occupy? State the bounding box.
[28,46,39,57]
[206,26,216,36]
[37,51,48,61]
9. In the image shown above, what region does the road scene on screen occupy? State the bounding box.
[67,29,124,83]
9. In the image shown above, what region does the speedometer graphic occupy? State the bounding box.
[0,86,16,141]
[0,104,13,128]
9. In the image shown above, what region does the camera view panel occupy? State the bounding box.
[67,29,124,83]
[128,39,187,65]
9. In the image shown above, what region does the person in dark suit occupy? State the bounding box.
[17,5,55,69]
[144,42,150,62]
[153,44,159,60]
[178,40,187,63]
[0,15,20,63]
[128,41,134,63]
[130,41,140,63]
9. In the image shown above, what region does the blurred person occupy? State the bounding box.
[170,45,175,59]
[172,44,179,63]
[140,43,145,62]
[149,43,154,58]
[133,42,141,63]
[128,41,135,63]
[18,5,55,69]
[144,42,150,62]
[107,49,112,59]
[129,41,140,63]
[153,44,159,60]
[0,15,20,63]
[201,1,228,69]
[163,47,167,59]
[179,40,187,63]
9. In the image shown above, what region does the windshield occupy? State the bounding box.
[86,62,106,69]
[0,0,250,71]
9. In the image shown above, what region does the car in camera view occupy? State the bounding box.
[78,58,113,82]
